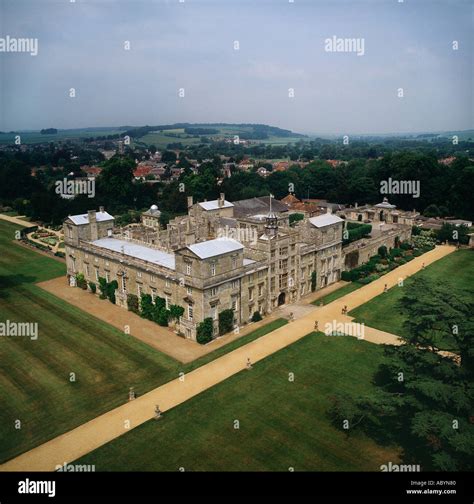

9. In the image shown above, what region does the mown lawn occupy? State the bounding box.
[77,334,398,471]
[0,220,288,463]
[349,249,474,350]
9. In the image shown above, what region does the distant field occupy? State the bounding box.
[0,128,126,145]
[77,333,398,471]
[350,250,474,350]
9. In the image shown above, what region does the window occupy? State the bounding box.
[258,284,263,297]
[210,287,218,297]
[186,263,191,275]
[150,274,156,283]
[151,288,156,302]
[211,305,218,320]
[95,268,99,281]
[121,276,126,292]
[231,297,238,311]
[231,280,238,289]
[188,304,193,321]
[107,229,112,237]
[210,263,216,276]
[232,256,237,269]
[165,278,170,287]
[137,285,142,298]
[187,286,192,295]
[137,271,142,278]
[248,287,254,301]
[105,272,110,283]
[165,296,170,310]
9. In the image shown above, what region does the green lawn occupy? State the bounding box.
[0,220,288,462]
[312,281,363,306]
[350,250,474,350]
[76,334,398,471]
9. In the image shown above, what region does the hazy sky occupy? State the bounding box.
[0,0,472,134]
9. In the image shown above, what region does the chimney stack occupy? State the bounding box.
[88,210,98,241]
[99,206,104,213]
[219,193,225,208]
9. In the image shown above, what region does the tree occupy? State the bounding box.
[127,293,139,314]
[377,246,388,258]
[161,151,177,164]
[197,317,214,344]
[218,309,234,335]
[329,277,474,470]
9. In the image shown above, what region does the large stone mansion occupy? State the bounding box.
[64,194,413,341]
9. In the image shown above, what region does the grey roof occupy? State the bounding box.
[68,211,114,225]
[187,238,243,259]
[375,198,396,209]
[232,196,288,218]
[91,238,175,270]
[198,199,234,211]
[143,205,161,217]
[309,213,344,228]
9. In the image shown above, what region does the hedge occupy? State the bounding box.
[219,309,234,335]
[197,317,214,344]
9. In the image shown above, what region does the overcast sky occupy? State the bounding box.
[0,0,472,134]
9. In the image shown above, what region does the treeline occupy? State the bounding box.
[157,153,474,221]
[1,148,473,225]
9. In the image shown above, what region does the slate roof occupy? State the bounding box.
[91,238,175,270]
[68,211,114,225]
[198,200,234,211]
[309,213,344,228]
[232,196,288,218]
[187,238,243,259]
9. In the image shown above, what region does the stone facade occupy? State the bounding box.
[63,195,412,342]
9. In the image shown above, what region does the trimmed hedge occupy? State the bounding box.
[197,317,214,344]
[219,309,234,335]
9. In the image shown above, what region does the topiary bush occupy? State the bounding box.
[106,280,118,304]
[251,311,262,322]
[127,293,139,314]
[219,309,234,335]
[197,317,214,344]
[75,273,87,290]
[341,271,352,282]
[88,281,97,294]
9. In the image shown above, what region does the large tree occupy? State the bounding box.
[330,277,474,471]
